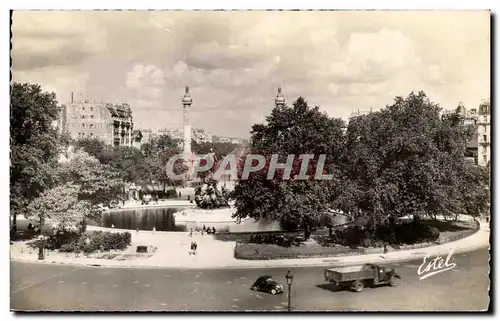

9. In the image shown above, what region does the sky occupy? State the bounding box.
[11,10,490,138]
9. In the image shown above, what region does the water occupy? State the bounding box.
[89,207,188,232]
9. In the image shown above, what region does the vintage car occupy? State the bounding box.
[251,275,285,295]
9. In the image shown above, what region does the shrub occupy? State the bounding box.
[164,189,178,199]
[58,231,132,253]
[312,221,441,248]
[234,243,362,260]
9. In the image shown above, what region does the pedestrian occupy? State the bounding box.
[203,225,206,232]
[212,227,216,235]
[152,226,156,235]
[190,242,194,255]
[383,244,388,255]
[193,242,198,255]
[136,226,139,235]
[189,228,193,237]
[111,224,115,230]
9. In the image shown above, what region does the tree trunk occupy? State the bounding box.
[10,213,17,239]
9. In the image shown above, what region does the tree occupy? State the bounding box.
[28,183,87,235]
[74,137,113,164]
[10,83,61,237]
[141,134,186,189]
[192,141,238,159]
[56,149,125,230]
[342,91,490,228]
[231,97,346,239]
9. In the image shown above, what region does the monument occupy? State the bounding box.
[182,86,195,181]
[275,85,286,107]
[182,86,192,159]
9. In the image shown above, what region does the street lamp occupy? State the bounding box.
[38,215,45,260]
[285,270,294,312]
[37,234,45,260]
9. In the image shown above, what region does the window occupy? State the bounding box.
[89,124,94,128]
[82,124,85,128]
[483,135,487,143]
[90,107,93,111]
[90,115,95,119]
[483,155,488,163]
[90,133,93,136]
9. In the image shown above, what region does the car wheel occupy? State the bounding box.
[251,285,258,291]
[270,289,277,295]
[352,281,364,293]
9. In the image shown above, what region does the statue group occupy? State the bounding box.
[194,177,230,209]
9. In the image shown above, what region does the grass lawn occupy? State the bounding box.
[233,219,478,260]
[235,242,363,260]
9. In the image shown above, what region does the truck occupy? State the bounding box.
[324,263,401,292]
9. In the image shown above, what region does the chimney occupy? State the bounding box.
[71,92,74,103]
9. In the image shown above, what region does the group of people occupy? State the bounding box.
[189,226,217,237]
[203,225,216,235]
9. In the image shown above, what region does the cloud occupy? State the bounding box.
[11,11,106,71]
[12,67,90,103]
[11,10,490,138]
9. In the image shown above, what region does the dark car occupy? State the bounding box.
[251,275,284,295]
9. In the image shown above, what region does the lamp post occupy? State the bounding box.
[285,270,293,312]
[38,234,45,260]
[38,215,45,260]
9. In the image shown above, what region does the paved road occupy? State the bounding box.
[11,248,490,311]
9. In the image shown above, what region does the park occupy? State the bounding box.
[10,83,490,268]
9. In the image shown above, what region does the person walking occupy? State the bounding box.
[193,242,198,255]
[212,227,216,235]
[190,242,194,255]
[152,226,156,235]
[189,228,193,237]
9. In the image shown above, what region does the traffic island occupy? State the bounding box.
[233,219,479,260]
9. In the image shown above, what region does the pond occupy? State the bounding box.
[89,206,188,232]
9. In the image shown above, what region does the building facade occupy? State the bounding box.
[477,100,491,167]
[192,128,213,144]
[443,101,490,167]
[59,99,134,147]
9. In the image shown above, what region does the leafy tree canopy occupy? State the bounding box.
[341,91,489,225]
[231,97,346,237]
[10,83,62,233]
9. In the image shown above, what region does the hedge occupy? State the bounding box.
[234,243,362,260]
[55,231,132,253]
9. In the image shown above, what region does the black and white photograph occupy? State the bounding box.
[8,8,492,312]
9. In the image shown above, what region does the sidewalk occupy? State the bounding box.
[10,222,490,270]
[114,199,194,211]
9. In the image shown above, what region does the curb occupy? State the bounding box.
[10,243,489,270]
[234,220,481,259]
[10,222,487,270]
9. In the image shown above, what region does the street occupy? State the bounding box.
[11,248,490,311]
